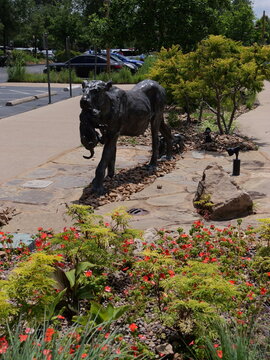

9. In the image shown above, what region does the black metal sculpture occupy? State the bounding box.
[79,79,172,195]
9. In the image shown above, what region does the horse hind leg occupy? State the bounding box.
[148,118,160,168]
[160,119,173,160]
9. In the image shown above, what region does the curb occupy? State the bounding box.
[63,85,81,92]
[6,91,57,106]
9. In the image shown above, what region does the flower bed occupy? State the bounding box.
[0,206,269,359]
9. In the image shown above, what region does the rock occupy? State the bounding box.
[173,354,184,360]
[142,228,161,244]
[156,343,174,355]
[193,163,253,220]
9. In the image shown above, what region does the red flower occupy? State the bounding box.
[19,334,28,342]
[104,286,111,292]
[217,349,223,358]
[57,315,65,319]
[129,323,138,332]
[0,337,8,354]
[43,349,52,360]
[229,280,235,284]
[85,270,93,277]
[168,270,175,277]
[45,328,55,342]
[260,287,267,295]
[81,354,88,358]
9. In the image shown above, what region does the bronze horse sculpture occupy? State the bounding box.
[79,79,172,195]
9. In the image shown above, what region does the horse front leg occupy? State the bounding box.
[107,141,117,178]
[160,118,173,160]
[92,135,118,195]
[148,118,160,169]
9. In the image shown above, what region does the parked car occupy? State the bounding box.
[97,50,138,73]
[109,53,138,73]
[43,54,123,77]
[40,50,55,59]
[112,52,144,68]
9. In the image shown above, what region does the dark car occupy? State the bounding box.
[43,54,123,77]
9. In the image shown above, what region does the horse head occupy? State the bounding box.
[79,80,112,159]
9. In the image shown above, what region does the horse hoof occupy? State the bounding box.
[91,186,106,196]
[144,164,157,172]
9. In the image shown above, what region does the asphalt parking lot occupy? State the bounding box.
[0,84,82,119]
[0,66,83,119]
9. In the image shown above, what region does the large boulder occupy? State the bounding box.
[193,163,253,220]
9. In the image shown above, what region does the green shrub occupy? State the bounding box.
[0,283,16,325]
[166,110,179,128]
[161,261,238,333]
[5,252,61,322]
[7,51,26,82]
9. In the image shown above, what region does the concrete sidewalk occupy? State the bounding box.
[0,83,134,183]
[237,81,270,157]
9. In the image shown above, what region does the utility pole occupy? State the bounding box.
[105,0,111,73]
[43,33,51,104]
[262,10,266,45]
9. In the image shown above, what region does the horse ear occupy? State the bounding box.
[105,80,113,90]
[82,80,88,90]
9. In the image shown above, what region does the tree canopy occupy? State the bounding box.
[0,0,261,53]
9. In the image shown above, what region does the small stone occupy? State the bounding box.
[157,185,162,189]
[22,180,53,188]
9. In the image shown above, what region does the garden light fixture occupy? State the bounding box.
[227,146,241,176]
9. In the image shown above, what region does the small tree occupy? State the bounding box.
[192,35,268,134]
[149,36,270,134]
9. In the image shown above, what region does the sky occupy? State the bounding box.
[252,0,270,18]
